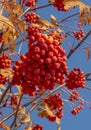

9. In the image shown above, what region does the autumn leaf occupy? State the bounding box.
[56,117,60,125]
[16,85,22,94]
[85,48,90,60]
[0,68,13,79]
[21,114,30,123]
[0,84,6,90]
[3,126,11,130]
[25,122,34,130]
[64,0,80,10]
[87,16,91,25]
[38,102,54,118]
[50,15,58,26]
[17,19,25,33]
[36,19,55,28]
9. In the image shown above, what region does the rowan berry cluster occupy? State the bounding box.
[69,90,79,102]
[73,29,85,40]
[0,53,11,84]
[26,26,43,43]
[48,31,63,42]
[12,29,68,96]
[32,124,43,130]
[11,96,18,106]
[66,68,85,90]
[24,12,40,23]
[45,93,64,121]
[53,0,67,12]
[23,0,35,7]
[71,105,83,115]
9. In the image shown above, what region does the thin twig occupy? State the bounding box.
[58,12,79,23]
[19,3,52,18]
[0,83,11,104]
[10,94,23,128]
[67,30,91,59]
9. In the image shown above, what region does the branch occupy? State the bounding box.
[10,94,23,128]
[0,83,11,104]
[19,3,52,18]
[67,30,91,59]
[58,12,79,23]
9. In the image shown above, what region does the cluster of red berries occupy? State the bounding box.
[53,0,67,12]
[73,29,85,40]
[12,30,68,96]
[26,26,43,43]
[24,12,40,23]
[48,31,63,42]
[11,96,18,106]
[45,93,64,121]
[0,53,11,84]
[66,68,85,90]
[23,0,35,7]
[71,105,83,115]
[69,90,79,102]
[32,124,43,130]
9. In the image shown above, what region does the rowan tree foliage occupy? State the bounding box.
[0,0,91,130]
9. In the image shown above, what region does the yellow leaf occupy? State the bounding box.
[86,48,90,60]
[25,122,34,130]
[56,117,60,125]
[0,84,6,90]
[21,114,30,123]
[9,43,15,53]
[17,19,25,33]
[16,85,22,94]
[87,16,91,25]
[49,0,55,3]
[64,0,80,10]
[50,15,58,26]
[36,19,55,28]
[3,126,11,130]
[0,68,13,79]
[45,103,54,117]
[57,126,61,130]
[38,110,48,118]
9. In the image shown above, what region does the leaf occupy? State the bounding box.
[56,117,60,125]
[0,68,13,79]
[87,16,91,25]
[19,106,25,115]
[3,126,11,130]
[9,43,15,53]
[37,107,43,111]
[38,110,48,118]
[0,84,6,90]
[25,122,34,130]
[50,15,58,26]
[38,102,54,118]
[45,103,54,117]
[16,85,22,94]
[21,114,30,124]
[17,19,25,33]
[86,48,90,60]
[49,0,54,3]
[64,0,80,10]
[57,126,61,130]
[36,19,55,28]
